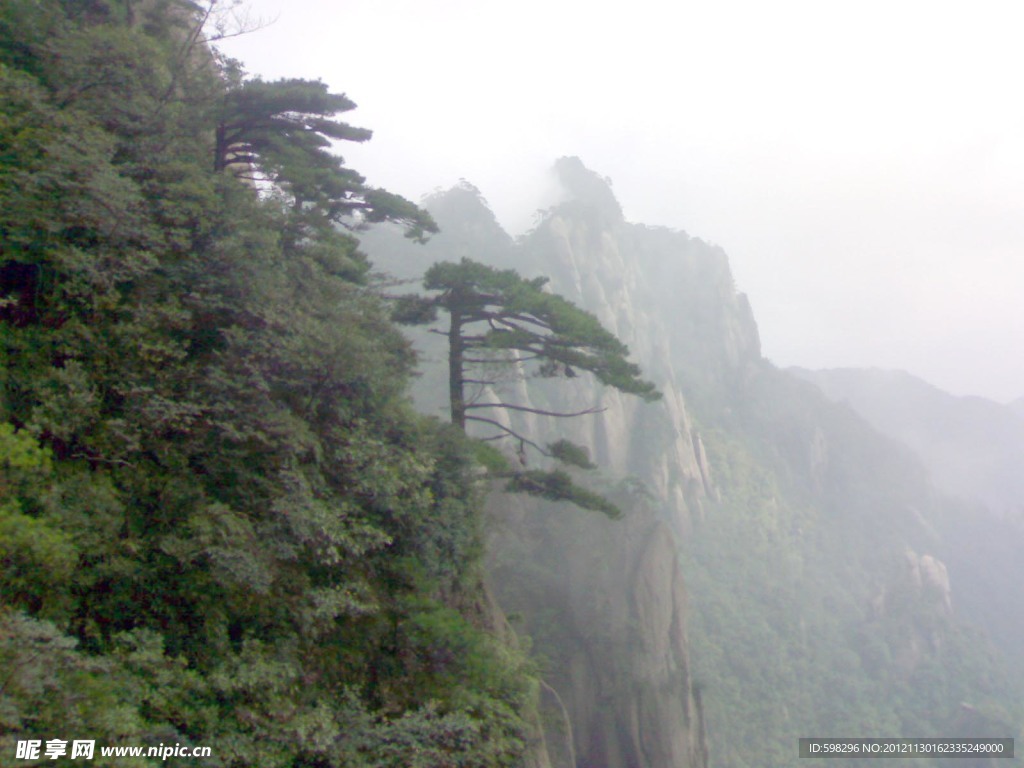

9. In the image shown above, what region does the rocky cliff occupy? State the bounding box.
[488,495,707,768]
[481,159,773,767]
[362,158,767,767]
[362,159,1020,767]
[502,158,761,532]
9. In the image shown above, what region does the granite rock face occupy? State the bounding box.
[510,159,760,535]
[487,495,707,768]
[479,162,762,768]
[361,160,763,767]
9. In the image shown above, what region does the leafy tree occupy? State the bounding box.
[395,257,659,516]
[0,2,536,763]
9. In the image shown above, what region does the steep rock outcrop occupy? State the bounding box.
[510,158,761,533]
[472,162,765,766]
[867,547,955,678]
[359,164,749,766]
[360,160,1021,766]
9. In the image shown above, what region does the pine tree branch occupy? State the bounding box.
[463,354,541,364]
[492,313,552,333]
[464,416,548,456]
[464,402,606,418]
[461,308,552,332]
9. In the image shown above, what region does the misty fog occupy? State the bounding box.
[5,3,1022,767]
[222,0,1024,402]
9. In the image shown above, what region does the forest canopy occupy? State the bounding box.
[0,1,540,763]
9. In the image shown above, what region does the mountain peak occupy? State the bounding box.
[552,156,624,222]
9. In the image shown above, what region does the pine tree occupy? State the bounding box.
[215,76,436,246]
[395,257,659,516]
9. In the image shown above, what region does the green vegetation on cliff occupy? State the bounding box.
[7,6,1019,767]
[684,369,1021,768]
[0,2,536,764]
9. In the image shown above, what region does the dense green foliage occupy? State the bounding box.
[0,1,535,764]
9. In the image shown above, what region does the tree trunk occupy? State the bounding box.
[214,122,226,172]
[448,307,466,431]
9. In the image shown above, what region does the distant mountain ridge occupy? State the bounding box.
[790,366,1024,517]
[792,365,1024,660]
[1010,396,1024,420]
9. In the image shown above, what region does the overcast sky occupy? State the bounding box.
[218,0,1024,402]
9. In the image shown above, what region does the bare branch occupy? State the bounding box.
[462,308,552,332]
[464,355,540,364]
[464,402,606,418]
[492,313,552,333]
[202,1,277,43]
[465,416,549,456]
